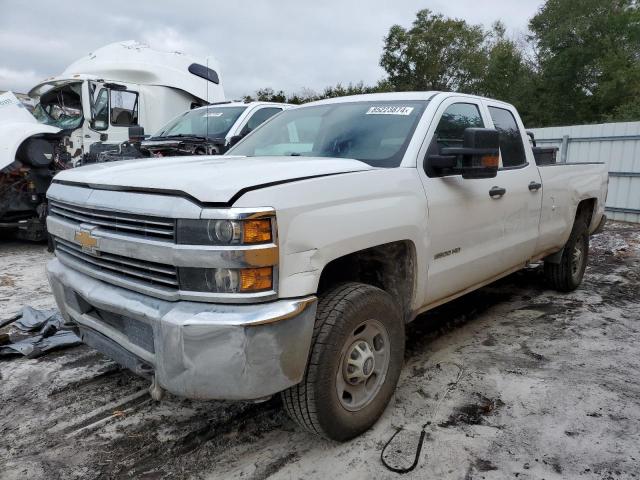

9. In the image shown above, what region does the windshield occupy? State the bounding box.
[153,106,247,139]
[227,100,428,167]
[32,82,83,131]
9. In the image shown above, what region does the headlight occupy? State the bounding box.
[179,266,273,293]
[177,218,272,245]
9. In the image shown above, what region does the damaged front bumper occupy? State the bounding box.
[47,258,317,400]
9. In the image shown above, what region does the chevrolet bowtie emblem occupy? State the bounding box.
[74,229,99,252]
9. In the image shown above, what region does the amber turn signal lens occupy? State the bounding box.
[240,267,273,292]
[481,154,500,168]
[242,219,272,243]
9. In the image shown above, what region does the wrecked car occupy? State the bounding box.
[0,40,224,241]
[0,92,62,240]
[46,92,608,441]
[99,101,293,161]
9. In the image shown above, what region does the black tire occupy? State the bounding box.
[282,282,404,441]
[544,212,590,292]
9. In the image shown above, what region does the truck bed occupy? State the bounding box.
[536,162,608,256]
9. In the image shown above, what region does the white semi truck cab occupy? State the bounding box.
[0,41,224,240]
[46,92,608,441]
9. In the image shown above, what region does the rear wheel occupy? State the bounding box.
[544,213,589,292]
[282,282,404,441]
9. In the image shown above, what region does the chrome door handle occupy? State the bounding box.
[489,186,506,198]
[529,181,542,192]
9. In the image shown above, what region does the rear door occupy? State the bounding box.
[483,101,542,268]
[418,97,539,304]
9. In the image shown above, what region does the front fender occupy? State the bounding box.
[235,168,430,307]
[0,123,61,170]
[0,92,60,170]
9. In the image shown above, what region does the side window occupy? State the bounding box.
[488,106,526,168]
[241,107,282,135]
[91,87,109,131]
[426,102,484,176]
[110,90,139,126]
[434,102,484,148]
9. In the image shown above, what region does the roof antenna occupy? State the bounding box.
[206,57,209,141]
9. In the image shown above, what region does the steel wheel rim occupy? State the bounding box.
[336,319,391,412]
[571,237,585,280]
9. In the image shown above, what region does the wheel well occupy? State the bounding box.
[317,241,416,321]
[576,198,596,227]
[545,198,598,265]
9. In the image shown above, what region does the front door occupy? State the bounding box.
[418,97,538,305]
[81,82,140,161]
[80,82,110,161]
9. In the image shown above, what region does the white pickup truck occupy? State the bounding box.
[46,92,608,441]
[106,101,293,160]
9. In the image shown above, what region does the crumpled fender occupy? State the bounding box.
[0,92,60,170]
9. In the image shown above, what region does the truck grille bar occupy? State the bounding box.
[55,238,179,289]
[49,200,175,241]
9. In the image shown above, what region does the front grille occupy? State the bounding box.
[55,238,178,290]
[89,307,155,353]
[48,200,175,241]
[77,326,154,376]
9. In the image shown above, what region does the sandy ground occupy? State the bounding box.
[0,222,639,480]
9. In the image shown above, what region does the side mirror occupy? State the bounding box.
[457,128,500,179]
[228,134,244,147]
[91,119,108,131]
[427,128,500,179]
[128,125,145,143]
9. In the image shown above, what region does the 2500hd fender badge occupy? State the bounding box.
[74,228,100,254]
[434,247,461,260]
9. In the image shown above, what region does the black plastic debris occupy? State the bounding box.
[14,306,63,332]
[0,306,80,358]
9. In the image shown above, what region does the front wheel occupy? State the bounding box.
[282,282,404,441]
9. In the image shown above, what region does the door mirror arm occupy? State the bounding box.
[228,134,245,147]
[428,154,457,169]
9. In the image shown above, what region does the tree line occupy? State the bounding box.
[243,0,640,127]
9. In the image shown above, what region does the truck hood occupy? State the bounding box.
[0,92,61,170]
[52,155,373,204]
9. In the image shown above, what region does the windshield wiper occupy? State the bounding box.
[154,134,209,141]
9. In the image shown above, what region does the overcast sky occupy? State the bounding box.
[0,0,544,99]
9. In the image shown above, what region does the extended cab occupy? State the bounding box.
[46,92,608,441]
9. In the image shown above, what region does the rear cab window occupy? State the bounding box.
[487,106,527,168]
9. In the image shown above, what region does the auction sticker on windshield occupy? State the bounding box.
[366,106,414,115]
